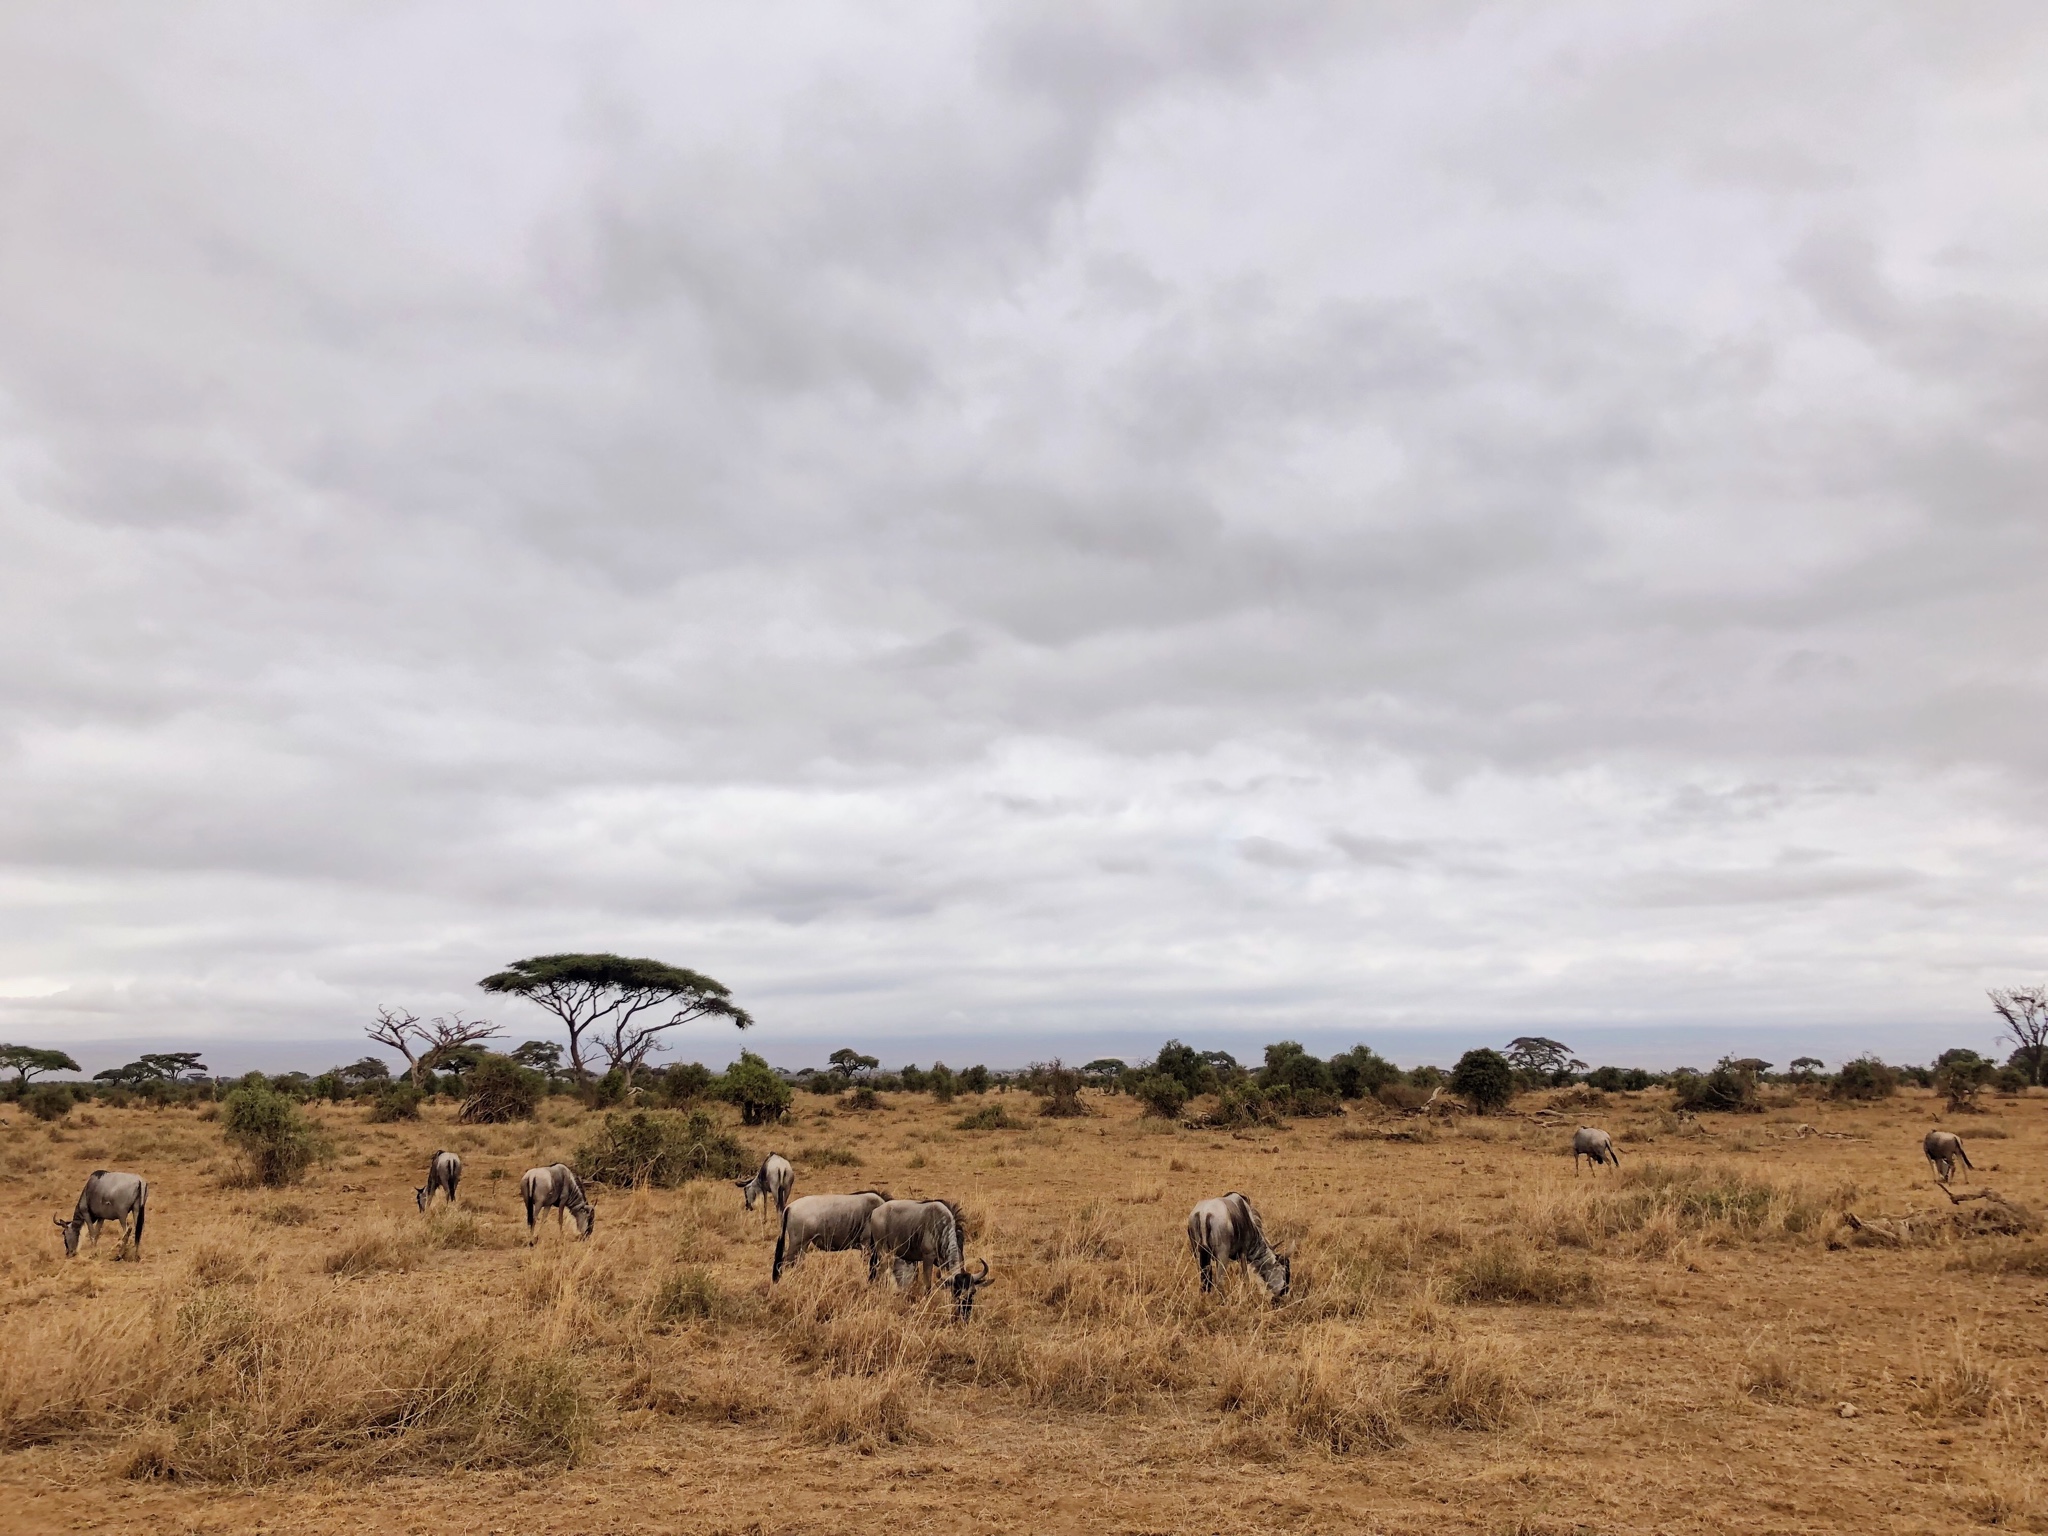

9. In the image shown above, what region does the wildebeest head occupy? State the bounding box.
[574,1203,596,1239]
[1258,1250,1292,1303]
[948,1258,993,1319]
[415,1184,431,1212]
[52,1216,81,1257]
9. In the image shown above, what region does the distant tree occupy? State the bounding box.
[0,1045,81,1088]
[1151,1040,1216,1097]
[509,1040,564,1080]
[222,1082,325,1185]
[1671,1057,1763,1113]
[337,1056,391,1087]
[959,1064,992,1095]
[1934,1048,1995,1113]
[1080,1059,1127,1088]
[1990,987,2048,1086]
[366,1007,429,1087]
[1329,1045,1402,1100]
[1504,1037,1582,1079]
[93,1051,207,1085]
[1831,1056,1898,1102]
[1789,1057,1825,1083]
[927,1062,958,1102]
[828,1048,880,1079]
[418,1012,503,1072]
[1258,1041,1336,1097]
[1449,1048,1515,1114]
[479,954,752,1084]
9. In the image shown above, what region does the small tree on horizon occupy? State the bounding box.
[0,1045,81,1088]
[1990,987,2048,1086]
[1450,1048,1515,1114]
[1504,1037,1583,1079]
[479,954,752,1085]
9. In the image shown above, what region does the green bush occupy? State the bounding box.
[1935,1049,1995,1112]
[1258,1041,1336,1098]
[718,1051,792,1125]
[653,1062,714,1106]
[1449,1049,1514,1114]
[25,1083,74,1122]
[1831,1056,1898,1102]
[959,1064,992,1095]
[928,1063,957,1103]
[370,1082,424,1122]
[1671,1058,1762,1114]
[1586,1065,1653,1092]
[1329,1045,1402,1100]
[1031,1060,1088,1118]
[843,1085,881,1112]
[459,1054,544,1123]
[1128,1073,1189,1120]
[222,1084,326,1186]
[1994,1066,2029,1096]
[1209,1082,1280,1128]
[575,1109,750,1188]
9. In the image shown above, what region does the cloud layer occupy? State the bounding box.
[2,3,2045,1068]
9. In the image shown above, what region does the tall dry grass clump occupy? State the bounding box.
[1514,1162,1849,1255]
[0,1282,592,1479]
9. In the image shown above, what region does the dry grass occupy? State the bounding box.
[0,1090,2041,1533]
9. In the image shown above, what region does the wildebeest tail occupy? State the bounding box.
[1959,1143,1975,1168]
[773,1210,789,1280]
[132,1182,147,1250]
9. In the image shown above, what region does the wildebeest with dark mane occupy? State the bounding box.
[54,1170,148,1259]
[1187,1192,1289,1301]
[417,1149,462,1210]
[1925,1129,1974,1184]
[772,1190,889,1281]
[1572,1126,1620,1174]
[736,1152,794,1217]
[865,1197,993,1318]
[521,1163,594,1241]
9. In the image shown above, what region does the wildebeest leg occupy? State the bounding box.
[1197,1246,1214,1293]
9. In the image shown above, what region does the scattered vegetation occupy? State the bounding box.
[221,1083,326,1186]
[575,1110,750,1187]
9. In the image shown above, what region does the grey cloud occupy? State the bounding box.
[0,2,2045,1063]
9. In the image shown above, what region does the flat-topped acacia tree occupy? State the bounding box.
[478,954,753,1085]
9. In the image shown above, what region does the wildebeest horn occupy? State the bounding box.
[52,1216,65,1228]
[974,1258,991,1281]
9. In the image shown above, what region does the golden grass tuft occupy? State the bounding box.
[791,1367,927,1451]
[0,1283,592,1478]
[1442,1238,1600,1307]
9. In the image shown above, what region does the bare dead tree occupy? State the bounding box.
[366,1007,426,1087]
[1990,986,2048,1085]
[418,1012,504,1075]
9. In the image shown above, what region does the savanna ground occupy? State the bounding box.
[4,1084,2048,1536]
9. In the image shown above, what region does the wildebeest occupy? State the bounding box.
[1187,1193,1290,1302]
[54,1170,148,1259]
[417,1149,462,1211]
[772,1190,890,1281]
[1925,1129,1975,1184]
[1572,1126,1621,1174]
[521,1163,595,1241]
[864,1198,994,1318]
[736,1152,794,1217]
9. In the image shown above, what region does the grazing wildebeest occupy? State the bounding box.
[417,1149,462,1211]
[736,1152,794,1218]
[1925,1130,1975,1184]
[772,1190,890,1281]
[864,1198,994,1318]
[54,1170,148,1259]
[1572,1126,1621,1174]
[521,1163,594,1241]
[1187,1192,1290,1302]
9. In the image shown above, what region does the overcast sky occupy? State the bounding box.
[2,3,2045,1075]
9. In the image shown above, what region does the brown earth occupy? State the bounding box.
[3,1084,2046,1535]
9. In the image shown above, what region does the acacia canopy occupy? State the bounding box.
[0,1044,80,1087]
[478,953,752,1083]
